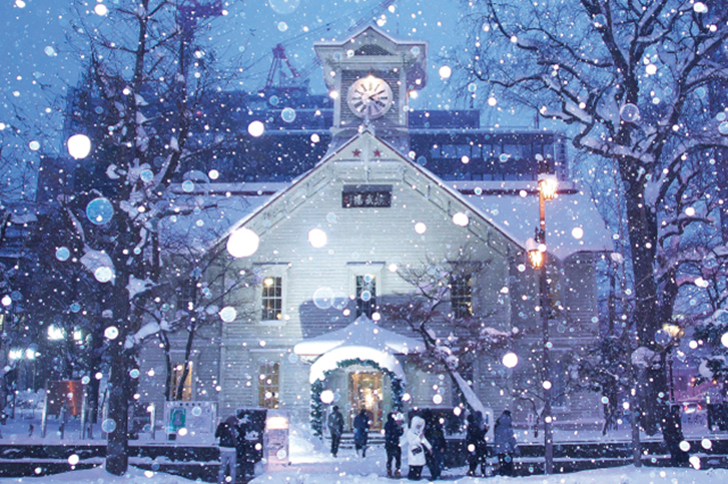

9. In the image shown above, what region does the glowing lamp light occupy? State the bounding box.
[526,238,544,269]
[538,174,558,201]
[266,416,289,430]
[663,323,683,339]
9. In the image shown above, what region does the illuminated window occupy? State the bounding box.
[258,361,280,409]
[356,274,377,318]
[171,362,193,401]
[450,274,473,318]
[261,276,283,320]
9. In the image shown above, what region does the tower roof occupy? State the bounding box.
[314,24,428,91]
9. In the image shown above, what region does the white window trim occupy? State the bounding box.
[347,262,384,317]
[256,263,289,326]
[253,351,283,409]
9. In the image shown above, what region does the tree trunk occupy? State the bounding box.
[105,282,131,475]
[621,163,665,435]
[175,321,196,401]
[160,331,173,401]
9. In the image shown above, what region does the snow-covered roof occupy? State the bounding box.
[172,133,611,261]
[452,180,614,260]
[157,182,281,253]
[294,316,425,384]
[308,345,407,384]
[294,316,425,357]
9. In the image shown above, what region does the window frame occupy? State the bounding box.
[450,272,474,318]
[348,262,384,319]
[171,360,194,401]
[255,263,289,325]
[256,358,281,409]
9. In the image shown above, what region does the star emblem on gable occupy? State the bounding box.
[373,149,382,158]
[352,149,362,157]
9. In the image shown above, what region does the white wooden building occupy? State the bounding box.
[138,25,613,434]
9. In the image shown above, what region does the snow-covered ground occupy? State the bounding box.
[0,421,725,483]
[0,417,726,483]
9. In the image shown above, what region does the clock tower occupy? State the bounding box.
[314,25,428,153]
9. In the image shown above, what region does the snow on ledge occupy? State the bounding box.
[309,346,406,384]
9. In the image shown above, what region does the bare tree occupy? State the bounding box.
[62,0,232,474]
[380,249,515,414]
[452,0,728,438]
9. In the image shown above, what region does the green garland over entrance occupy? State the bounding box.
[310,358,405,436]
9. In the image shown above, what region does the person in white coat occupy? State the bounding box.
[406,416,432,480]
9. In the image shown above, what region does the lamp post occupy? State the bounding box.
[527,169,557,475]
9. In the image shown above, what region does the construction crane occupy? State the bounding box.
[263,0,396,90]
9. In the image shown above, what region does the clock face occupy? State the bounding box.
[346,76,393,119]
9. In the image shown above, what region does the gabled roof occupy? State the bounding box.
[216,129,526,255]
[293,315,424,357]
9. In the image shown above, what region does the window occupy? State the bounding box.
[171,362,193,401]
[178,278,196,312]
[261,276,283,321]
[450,274,473,318]
[258,361,280,409]
[356,274,377,318]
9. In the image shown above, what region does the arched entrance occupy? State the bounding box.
[293,316,422,435]
[349,366,384,429]
[310,358,405,435]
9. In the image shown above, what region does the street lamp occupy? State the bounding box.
[527,166,557,475]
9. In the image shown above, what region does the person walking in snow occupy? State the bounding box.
[424,410,446,480]
[353,408,370,457]
[494,410,518,476]
[384,412,404,477]
[215,415,240,484]
[406,415,432,481]
[328,405,344,457]
[466,411,489,477]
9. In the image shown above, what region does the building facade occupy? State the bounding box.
[138,25,613,434]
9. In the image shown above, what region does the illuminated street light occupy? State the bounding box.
[529,160,557,475]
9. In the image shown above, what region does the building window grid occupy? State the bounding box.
[356,275,377,318]
[258,361,280,409]
[261,276,283,321]
[450,274,473,318]
[171,362,193,401]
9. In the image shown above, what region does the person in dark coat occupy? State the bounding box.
[663,405,689,466]
[353,408,370,457]
[215,415,239,484]
[423,411,446,480]
[384,412,404,477]
[236,413,252,478]
[494,410,517,476]
[466,411,489,477]
[327,405,344,457]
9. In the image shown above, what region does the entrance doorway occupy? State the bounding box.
[349,370,383,430]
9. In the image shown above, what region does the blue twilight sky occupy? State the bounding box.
[1,0,527,156]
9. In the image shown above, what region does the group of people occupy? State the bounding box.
[327,407,518,480]
[215,414,256,484]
